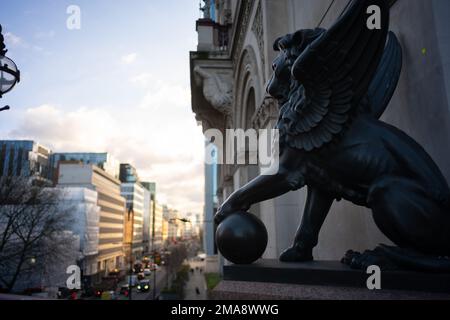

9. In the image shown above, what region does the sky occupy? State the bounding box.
[0,0,206,215]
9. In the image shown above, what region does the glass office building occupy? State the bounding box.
[0,140,51,179]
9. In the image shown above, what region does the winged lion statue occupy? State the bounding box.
[216,0,450,272]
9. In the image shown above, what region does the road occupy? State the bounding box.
[115,267,167,300]
[132,267,167,300]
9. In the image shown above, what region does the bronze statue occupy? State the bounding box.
[216,0,450,272]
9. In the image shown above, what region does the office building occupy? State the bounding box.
[0,140,51,180]
[119,164,145,259]
[50,152,119,182]
[57,163,126,282]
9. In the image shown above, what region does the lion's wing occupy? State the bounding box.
[365,31,402,119]
[285,0,389,152]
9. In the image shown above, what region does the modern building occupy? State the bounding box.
[119,164,145,259]
[50,152,119,182]
[141,182,156,253]
[203,141,218,256]
[0,140,51,180]
[184,212,201,239]
[162,215,169,245]
[163,205,181,243]
[190,0,450,262]
[152,201,164,250]
[57,163,126,282]
[57,187,101,284]
[141,182,164,252]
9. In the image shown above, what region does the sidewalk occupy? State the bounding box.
[184,260,207,300]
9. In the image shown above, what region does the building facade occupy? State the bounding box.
[190,0,450,261]
[151,200,164,251]
[163,206,181,243]
[57,187,101,283]
[119,164,145,259]
[0,140,51,180]
[141,182,156,253]
[50,152,119,183]
[57,163,126,281]
[203,141,218,256]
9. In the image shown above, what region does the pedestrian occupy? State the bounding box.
[195,287,200,295]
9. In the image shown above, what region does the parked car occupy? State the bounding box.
[143,268,152,276]
[136,280,150,292]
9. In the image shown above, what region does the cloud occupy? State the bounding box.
[129,73,152,87]
[129,73,191,111]
[2,32,51,55]
[35,30,56,39]
[9,100,205,214]
[121,53,138,65]
[4,32,23,47]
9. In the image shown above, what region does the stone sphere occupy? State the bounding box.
[215,211,268,264]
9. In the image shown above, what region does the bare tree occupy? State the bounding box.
[0,177,74,293]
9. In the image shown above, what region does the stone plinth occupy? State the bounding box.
[211,260,450,300]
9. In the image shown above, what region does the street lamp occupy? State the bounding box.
[0,24,20,112]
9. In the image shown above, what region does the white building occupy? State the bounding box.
[57,163,126,283]
[58,187,101,278]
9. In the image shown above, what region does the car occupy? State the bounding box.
[137,272,145,280]
[149,263,160,271]
[143,268,152,276]
[119,284,130,296]
[133,263,144,274]
[101,291,117,300]
[136,280,150,292]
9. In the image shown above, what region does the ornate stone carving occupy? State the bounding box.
[232,0,255,64]
[252,96,278,130]
[200,0,211,19]
[194,66,233,116]
[251,2,265,81]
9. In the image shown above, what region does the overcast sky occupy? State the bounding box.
[0,0,205,215]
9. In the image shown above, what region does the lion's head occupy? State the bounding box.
[266,28,325,105]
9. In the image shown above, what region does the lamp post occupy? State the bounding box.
[0,24,20,111]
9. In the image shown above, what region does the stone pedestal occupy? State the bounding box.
[211,260,450,300]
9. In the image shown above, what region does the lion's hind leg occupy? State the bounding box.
[346,176,450,272]
[368,176,450,255]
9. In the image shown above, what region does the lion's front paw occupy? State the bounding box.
[279,246,313,262]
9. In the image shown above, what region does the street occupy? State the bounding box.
[116,267,167,301]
